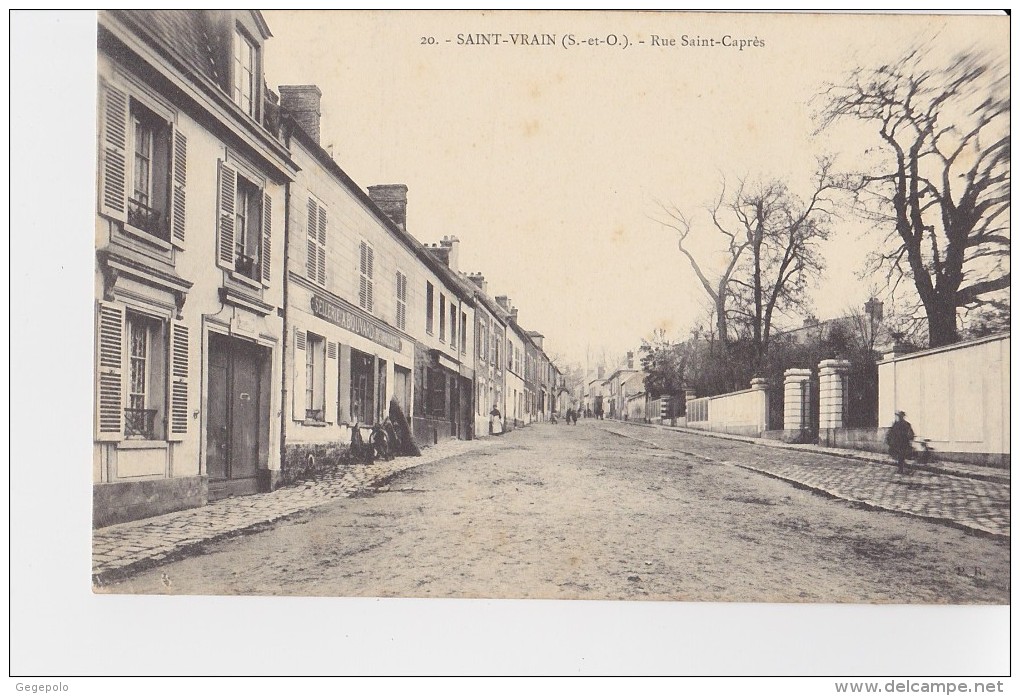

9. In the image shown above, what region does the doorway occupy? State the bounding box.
[207,333,269,500]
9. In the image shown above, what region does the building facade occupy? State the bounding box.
[95,10,298,525]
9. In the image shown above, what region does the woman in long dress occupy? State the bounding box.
[489,405,504,435]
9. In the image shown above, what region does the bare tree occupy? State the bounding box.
[818,49,1010,347]
[652,180,751,345]
[725,161,836,369]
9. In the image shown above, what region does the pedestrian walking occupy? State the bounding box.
[886,410,915,475]
[490,405,504,435]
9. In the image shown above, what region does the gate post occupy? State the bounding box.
[818,359,851,447]
[750,377,769,436]
[784,368,813,437]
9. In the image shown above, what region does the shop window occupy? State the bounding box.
[426,282,434,334]
[305,333,325,421]
[351,350,376,425]
[428,368,446,417]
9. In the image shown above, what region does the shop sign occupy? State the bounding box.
[311,295,403,352]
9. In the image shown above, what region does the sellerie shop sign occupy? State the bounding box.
[310,295,403,352]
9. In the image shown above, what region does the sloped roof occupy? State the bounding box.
[110,10,225,88]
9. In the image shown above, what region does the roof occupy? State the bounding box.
[111,10,224,89]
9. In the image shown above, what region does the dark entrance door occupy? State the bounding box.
[207,333,265,500]
[448,372,459,438]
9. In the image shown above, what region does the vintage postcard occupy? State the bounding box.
[16,9,1014,678]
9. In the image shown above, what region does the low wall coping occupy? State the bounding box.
[878,332,1009,365]
[784,368,813,379]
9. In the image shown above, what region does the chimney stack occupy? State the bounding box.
[467,272,488,295]
[528,331,544,350]
[495,295,511,312]
[367,184,408,231]
[597,364,605,380]
[627,351,634,369]
[439,236,460,272]
[279,85,322,145]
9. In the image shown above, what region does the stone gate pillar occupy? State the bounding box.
[784,368,813,431]
[750,377,769,435]
[818,359,851,430]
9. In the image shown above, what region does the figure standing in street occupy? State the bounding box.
[886,410,915,475]
[490,404,504,435]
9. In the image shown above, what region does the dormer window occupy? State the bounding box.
[233,29,258,119]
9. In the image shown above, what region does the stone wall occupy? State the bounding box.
[93,476,207,528]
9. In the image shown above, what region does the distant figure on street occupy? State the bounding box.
[566,407,576,425]
[886,410,915,475]
[490,405,504,435]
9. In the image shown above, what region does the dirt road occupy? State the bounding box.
[101,421,1009,603]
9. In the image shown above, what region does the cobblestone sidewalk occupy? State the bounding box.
[92,437,495,583]
[611,421,1011,539]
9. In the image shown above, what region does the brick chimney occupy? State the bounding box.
[279,85,322,145]
[367,184,408,231]
[466,272,487,295]
[495,295,511,312]
[528,331,544,350]
[439,236,460,272]
[510,307,518,323]
[627,351,634,369]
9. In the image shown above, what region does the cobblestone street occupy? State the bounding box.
[96,421,1009,603]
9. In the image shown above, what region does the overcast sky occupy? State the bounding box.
[262,11,1007,368]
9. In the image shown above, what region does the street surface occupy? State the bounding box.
[99,421,1009,603]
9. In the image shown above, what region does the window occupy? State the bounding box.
[217,161,272,284]
[439,294,447,342]
[305,333,325,421]
[124,311,166,440]
[359,241,374,312]
[460,312,467,354]
[233,29,258,119]
[306,198,327,287]
[427,368,446,416]
[234,177,263,280]
[351,349,375,425]
[395,271,408,330]
[494,333,501,369]
[449,302,457,348]
[99,83,188,248]
[426,282,435,334]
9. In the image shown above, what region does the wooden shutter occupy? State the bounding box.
[317,205,327,286]
[306,198,318,281]
[169,322,189,440]
[366,245,374,312]
[217,161,237,268]
[95,302,125,440]
[292,327,307,421]
[170,129,187,248]
[99,83,129,222]
[325,340,339,423]
[359,242,368,308]
[261,191,272,285]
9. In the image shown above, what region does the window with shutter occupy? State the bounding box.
[95,302,125,440]
[395,271,407,331]
[292,327,307,421]
[99,83,129,222]
[169,323,189,439]
[170,130,187,248]
[306,197,327,286]
[359,241,374,313]
[426,282,434,334]
[218,161,266,281]
[325,340,339,424]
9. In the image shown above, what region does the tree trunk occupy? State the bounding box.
[926,298,960,348]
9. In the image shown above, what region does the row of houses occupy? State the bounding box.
[94,10,566,527]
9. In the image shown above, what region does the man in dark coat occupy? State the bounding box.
[886,410,915,475]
